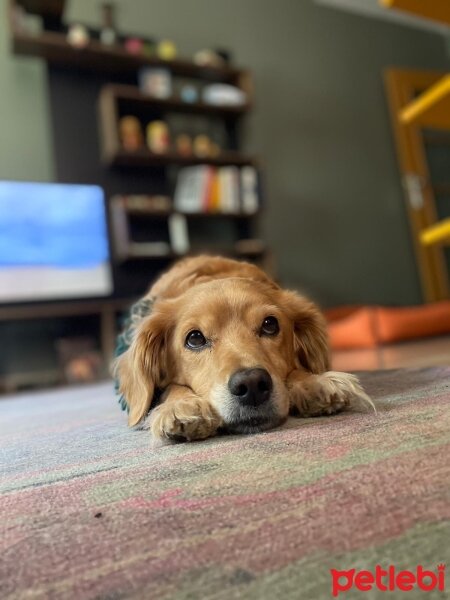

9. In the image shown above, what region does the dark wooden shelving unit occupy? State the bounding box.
[5,0,266,392]
[0,297,133,392]
[9,0,263,273]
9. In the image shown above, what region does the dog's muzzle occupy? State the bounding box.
[224,368,283,433]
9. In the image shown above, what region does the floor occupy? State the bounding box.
[332,334,450,371]
[1,369,449,599]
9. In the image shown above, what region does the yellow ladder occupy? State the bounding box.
[381,0,450,26]
[382,0,450,251]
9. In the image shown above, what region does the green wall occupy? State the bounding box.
[2,0,449,305]
[0,10,53,181]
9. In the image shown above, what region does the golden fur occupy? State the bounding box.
[115,255,371,441]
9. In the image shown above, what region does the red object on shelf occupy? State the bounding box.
[124,38,143,55]
[325,301,450,350]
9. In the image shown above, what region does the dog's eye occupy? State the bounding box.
[185,330,207,349]
[260,316,279,336]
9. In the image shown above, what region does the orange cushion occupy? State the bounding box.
[326,307,378,350]
[326,301,450,350]
[376,301,450,344]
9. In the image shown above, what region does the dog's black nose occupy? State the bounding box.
[228,368,273,406]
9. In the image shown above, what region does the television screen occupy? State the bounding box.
[0,181,113,303]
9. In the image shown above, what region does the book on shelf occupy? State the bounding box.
[241,166,260,214]
[168,213,190,255]
[173,167,206,213]
[109,196,131,260]
[174,165,261,214]
[110,195,173,260]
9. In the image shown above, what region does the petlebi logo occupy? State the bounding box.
[330,564,445,596]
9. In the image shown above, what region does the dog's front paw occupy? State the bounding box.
[148,396,222,442]
[289,371,374,417]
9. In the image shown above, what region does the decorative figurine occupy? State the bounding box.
[119,116,143,151]
[180,84,198,104]
[209,142,221,157]
[138,68,172,99]
[193,49,226,69]
[203,84,246,106]
[142,41,156,58]
[193,134,212,158]
[157,39,177,61]
[124,37,143,55]
[214,49,232,64]
[67,24,90,49]
[99,2,117,46]
[146,121,170,154]
[175,134,193,157]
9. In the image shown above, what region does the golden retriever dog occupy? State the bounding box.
[115,255,371,442]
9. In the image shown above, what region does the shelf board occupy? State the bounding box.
[107,148,256,168]
[123,245,266,262]
[380,0,450,26]
[125,208,258,219]
[11,30,244,81]
[0,297,133,321]
[400,74,450,129]
[101,84,250,117]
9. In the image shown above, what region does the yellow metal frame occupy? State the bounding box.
[400,75,450,129]
[384,68,449,302]
[421,218,450,246]
[380,0,450,26]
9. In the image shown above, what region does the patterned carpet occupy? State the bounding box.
[1,368,449,599]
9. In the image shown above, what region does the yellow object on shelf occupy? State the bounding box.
[421,218,450,246]
[399,74,450,129]
[380,0,450,26]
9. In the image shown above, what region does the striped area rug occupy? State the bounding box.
[1,368,449,599]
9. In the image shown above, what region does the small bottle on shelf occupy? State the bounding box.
[100,2,117,46]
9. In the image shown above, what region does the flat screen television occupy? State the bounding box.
[0,181,113,303]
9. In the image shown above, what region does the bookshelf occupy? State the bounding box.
[9,0,264,277]
[0,298,135,393]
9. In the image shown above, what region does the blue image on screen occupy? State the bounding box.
[0,182,110,269]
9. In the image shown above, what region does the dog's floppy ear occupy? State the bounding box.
[278,289,330,374]
[115,307,172,427]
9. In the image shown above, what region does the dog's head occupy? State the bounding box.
[116,277,329,433]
